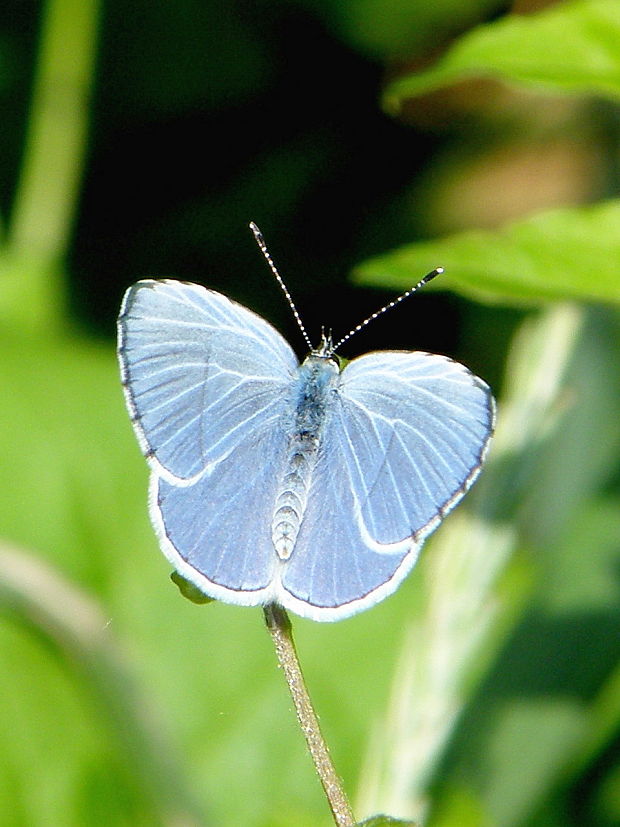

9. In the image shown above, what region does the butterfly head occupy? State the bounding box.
[313,329,335,358]
[309,328,347,370]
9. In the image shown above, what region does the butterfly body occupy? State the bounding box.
[119,278,495,621]
[272,354,339,560]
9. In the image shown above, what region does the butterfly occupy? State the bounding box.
[117,225,495,621]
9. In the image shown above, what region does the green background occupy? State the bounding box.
[1,1,620,825]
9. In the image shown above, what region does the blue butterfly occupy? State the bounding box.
[118,227,495,621]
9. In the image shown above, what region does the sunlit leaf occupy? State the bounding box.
[384,0,620,111]
[355,200,620,306]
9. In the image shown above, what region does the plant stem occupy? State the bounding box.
[263,604,355,827]
[10,0,101,260]
[2,0,100,334]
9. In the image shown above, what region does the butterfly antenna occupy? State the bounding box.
[250,222,313,351]
[331,267,444,353]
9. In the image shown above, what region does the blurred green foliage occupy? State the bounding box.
[1,1,620,825]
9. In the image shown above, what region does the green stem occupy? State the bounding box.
[4,0,100,330]
[263,604,356,827]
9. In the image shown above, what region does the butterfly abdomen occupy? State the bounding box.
[271,355,340,560]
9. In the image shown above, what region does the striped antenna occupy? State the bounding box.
[250,222,313,352]
[331,267,444,353]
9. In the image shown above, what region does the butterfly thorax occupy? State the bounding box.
[271,355,340,560]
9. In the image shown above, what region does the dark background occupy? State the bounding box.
[4,0,516,375]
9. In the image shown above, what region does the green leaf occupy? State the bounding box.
[170,571,215,605]
[384,0,620,111]
[355,200,620,306]
[356,816,418,826]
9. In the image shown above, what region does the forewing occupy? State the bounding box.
[118,279,298,482]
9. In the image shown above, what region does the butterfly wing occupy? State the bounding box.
[118,279,299,605]
[280,350,495,620]
[150,420,289,605]
[118,279,298,483]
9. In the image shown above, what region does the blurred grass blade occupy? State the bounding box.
[355,304,585,822]
[1,0,100,332]
[0,541,206,826]
[569,627,620,778]
[355,200,620,306]
[384,0,620,112]
[496,496,620,825]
